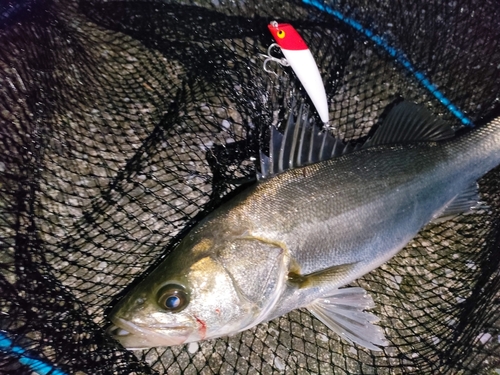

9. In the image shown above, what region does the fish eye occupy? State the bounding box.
[277,29,285,38]
[157,284,189,312]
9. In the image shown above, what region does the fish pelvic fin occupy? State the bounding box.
[363,101,455,148]
[307,287,388,351]
[259,104,346,180]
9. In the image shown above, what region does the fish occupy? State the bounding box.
[107,101,500,351]
[266,21,330,124]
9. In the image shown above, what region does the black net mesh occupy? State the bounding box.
[1,0,499,374]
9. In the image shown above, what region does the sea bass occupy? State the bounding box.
[108,101,500,351]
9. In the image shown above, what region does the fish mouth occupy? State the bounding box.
[107,317,192,349]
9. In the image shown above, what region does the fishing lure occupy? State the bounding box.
[264,20,329,124]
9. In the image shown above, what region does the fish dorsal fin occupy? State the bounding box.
[258,105,346,180]
[363,101,455,148]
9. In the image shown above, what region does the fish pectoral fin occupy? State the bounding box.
[432,182,486,223]
[363,101,455,148]
[307,287,388,351]
[287,263,356,289]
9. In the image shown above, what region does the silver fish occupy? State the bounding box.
[107,101,500,351]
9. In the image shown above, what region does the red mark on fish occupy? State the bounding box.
[195,316,206,340]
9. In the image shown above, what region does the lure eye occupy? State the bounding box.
[277,29,285,39]
[157,284,189,312]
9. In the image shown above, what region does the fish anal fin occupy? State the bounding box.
[363,101,455,148]
[287,263,356,289]
[432,182,486,223]
[307,287,388,351]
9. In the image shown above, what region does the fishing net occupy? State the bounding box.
[1,0,499,373]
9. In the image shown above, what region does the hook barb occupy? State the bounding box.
[260,43,290,76]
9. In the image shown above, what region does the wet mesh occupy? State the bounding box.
[1,0,499,374]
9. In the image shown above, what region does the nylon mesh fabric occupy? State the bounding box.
[0,0,499,374]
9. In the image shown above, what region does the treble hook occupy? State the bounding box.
[260,43,290,77]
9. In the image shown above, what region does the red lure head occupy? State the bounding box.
[267,21,308,51]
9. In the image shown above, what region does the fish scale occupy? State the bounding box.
[237,144,455,274]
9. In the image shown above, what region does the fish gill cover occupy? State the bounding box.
[0,0,499,374]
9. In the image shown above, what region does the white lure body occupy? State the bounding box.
[280,48,329,123]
